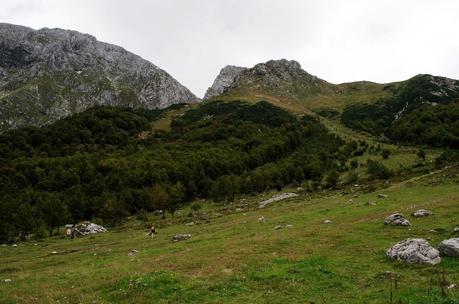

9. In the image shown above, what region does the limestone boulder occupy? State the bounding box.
[386,238,441,265]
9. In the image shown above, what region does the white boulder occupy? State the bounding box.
[70,222,107,237]
[438,238,459,258]
[172,234,191,242]
[411,209,433,217]
[386,238,441,265]
[384,213,411,226]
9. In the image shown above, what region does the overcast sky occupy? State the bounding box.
[2,0,459,97]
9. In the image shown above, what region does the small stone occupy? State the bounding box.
[128,249,139,257]
[454,227,459,233]
[384,213,411,226]
[411,209,433,217]
[4,279,11,283]
[447,284,456,289]
[172,234,191,242]
[285,224,293,228]
[235,208,243,212]
[185,222,195,226]
[51,251,58,254]
[324,220,332,224]
[378,194,388,198]
[274,225,282,230]
[12,244,17,247]
[258,216,266,223]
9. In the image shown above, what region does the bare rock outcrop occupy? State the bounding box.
[258,193,298,208]
[204,65,247,99]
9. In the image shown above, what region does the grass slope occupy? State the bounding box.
[1,167,458,303]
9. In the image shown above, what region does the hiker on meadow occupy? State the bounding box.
[148,224,156,238]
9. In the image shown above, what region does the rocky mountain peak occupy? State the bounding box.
[204,65,247,99]
[0,23,199,131]
[251,59,303,77]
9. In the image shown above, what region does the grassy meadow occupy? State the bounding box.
[1,166,458,304]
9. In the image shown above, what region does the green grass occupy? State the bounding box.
[1,168,459,303]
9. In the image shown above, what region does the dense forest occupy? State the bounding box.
[0,101,352,242]
[341,75,459,148]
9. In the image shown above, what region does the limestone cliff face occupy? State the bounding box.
[0,23,199,131]
[204,65,247,99]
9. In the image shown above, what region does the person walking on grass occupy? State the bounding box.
[148,224,157,238]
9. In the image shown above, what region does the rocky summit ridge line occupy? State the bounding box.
[0,23,199,131]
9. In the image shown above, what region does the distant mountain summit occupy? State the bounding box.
[204,65,247,99]
[0,23,199,131]
[205,59,335,110]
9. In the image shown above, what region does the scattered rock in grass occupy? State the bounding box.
[363,201,376,206]
[258,193,298,208]
[447,284,457,289]
[454,227,459,233]
[235,208,243,212]
[274,225,282,230]
[411,209,433,217]
[378,194,388,199]
[12,244,17,247]
[185,222,195,226]
[348,199,353,203]
[69,222,107,238]
[51,251,58,254]
[384,213,411,226]
[258,216,266,223]
[386,238,441,265]
[430,228,447,234]
[324,220,332,224]
[172,234,191,242]
[438,238,459,258]
[3,279,11,283]
[128,249,139,257]
[286,224,293,228]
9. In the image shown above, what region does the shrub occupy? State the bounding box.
[381,148,391,159]
[367,160,393,179]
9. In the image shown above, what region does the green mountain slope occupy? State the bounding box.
[208,60,459,148]
[0,101,349,243]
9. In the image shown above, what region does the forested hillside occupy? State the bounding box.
[0,101,350,242]
[341,75,459,147]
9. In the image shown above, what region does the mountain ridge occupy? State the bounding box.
[0,23,199,131]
